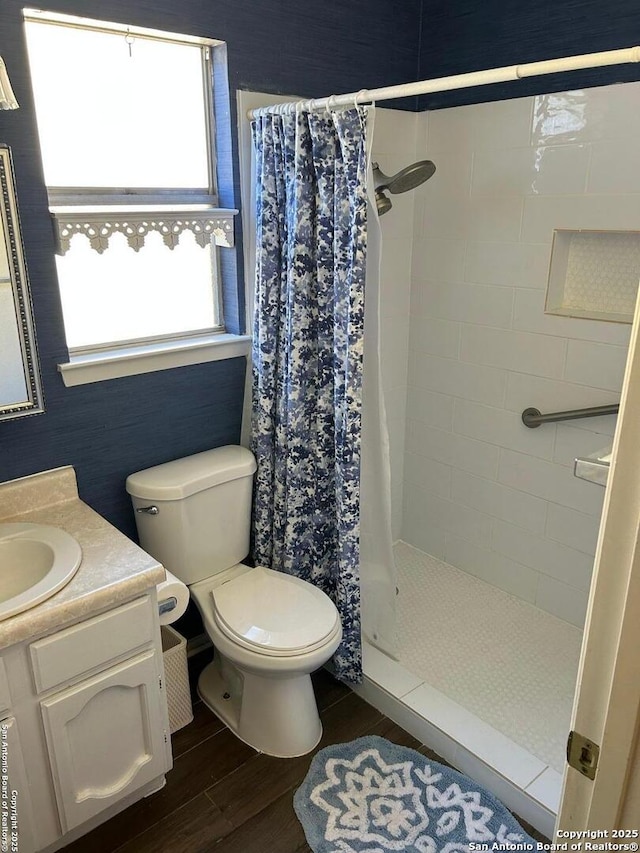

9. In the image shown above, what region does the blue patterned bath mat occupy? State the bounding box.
[294,735,537,852]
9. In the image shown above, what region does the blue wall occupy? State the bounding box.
[2,0,639,542]
[0,0,421,538]
[419,0,640,109]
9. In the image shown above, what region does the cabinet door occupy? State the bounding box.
[0,716,36,853]
[40,650,168,833]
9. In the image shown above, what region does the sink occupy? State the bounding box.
[0,523,82,620]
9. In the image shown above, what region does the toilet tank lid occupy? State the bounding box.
[126,445,257,501]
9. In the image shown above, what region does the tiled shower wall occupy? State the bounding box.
[401,82,639,627]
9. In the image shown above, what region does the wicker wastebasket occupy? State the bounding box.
[161,625,194,734]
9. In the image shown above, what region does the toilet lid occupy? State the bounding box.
[212,566,339,653]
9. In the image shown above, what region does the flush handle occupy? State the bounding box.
[136,505,159,515]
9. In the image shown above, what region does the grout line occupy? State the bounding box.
[525,764,551,791]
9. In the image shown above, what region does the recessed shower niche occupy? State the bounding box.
[545,229,640,323]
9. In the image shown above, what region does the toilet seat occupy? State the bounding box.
[210,566,340,658]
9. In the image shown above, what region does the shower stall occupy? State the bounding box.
[355,82,635,837]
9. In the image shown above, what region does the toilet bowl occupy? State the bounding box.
[126,446,343,758]
[191,565,342,756]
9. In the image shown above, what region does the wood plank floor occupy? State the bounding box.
[65,666,548,852]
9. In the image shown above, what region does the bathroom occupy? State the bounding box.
[1,0,640,849]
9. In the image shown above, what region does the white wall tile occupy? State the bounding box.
[401,510,447,560]
[422,193,469,239]
[587,140,640,195]
[520,243,553,290]
[546,502,601,556]
[554,424,613,470]
[405,388,455,431]
[403,480,493,547]
[380,238,413,317]
[379,185,417,241]
[406,421,500,480]
[424,149,473,199]
[409,352,507,407]
[450,469,548,535]
[531,144,590,195]
[531,84,640,146]
[522,194,640,244]
[417,281,514,327]
[513,289,632,346]
[498,449,605,517]
[535,575,590,628]
[564,339,628,392]
[472,145,589,197]
[373,108,419,156]
[453,398,555,460]
[464,241,524,287]
[404,451,452,498]
[466,196,524,242]
[410,316,461,358]
[445,536,538,602]
[413,238,466,284]
[427,98,533,154]
[460,326,567,379]
[504,372,620,416]
[400,84,633,621]
[492,519,595,590]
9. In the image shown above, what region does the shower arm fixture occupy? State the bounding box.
[372,160,436,216]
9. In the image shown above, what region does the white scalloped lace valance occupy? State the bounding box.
[51,208,238,255]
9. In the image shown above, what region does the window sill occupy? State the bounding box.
[58,333,251,387]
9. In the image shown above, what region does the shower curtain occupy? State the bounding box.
[250,106,369,683]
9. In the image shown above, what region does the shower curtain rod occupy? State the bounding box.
[247,45,640,118]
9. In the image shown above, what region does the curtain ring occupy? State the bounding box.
[354,89,368,109]
[327,94,337,113]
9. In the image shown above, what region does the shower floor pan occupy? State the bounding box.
[353,540,582,838]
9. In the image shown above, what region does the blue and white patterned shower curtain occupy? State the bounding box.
[250,106,369,683]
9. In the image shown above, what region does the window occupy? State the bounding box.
[24,11,238,367]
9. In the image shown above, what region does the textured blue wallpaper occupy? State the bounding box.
[0,0,421,535]
[419,0,640,109]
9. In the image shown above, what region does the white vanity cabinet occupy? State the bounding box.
[0,591,172,852]
[0,715,37,853]
[40,650,167,833]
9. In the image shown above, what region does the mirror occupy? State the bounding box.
[0,144,44,420]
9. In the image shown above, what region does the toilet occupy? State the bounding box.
[126,445,342,758]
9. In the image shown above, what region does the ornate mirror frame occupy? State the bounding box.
[0,143,44,420]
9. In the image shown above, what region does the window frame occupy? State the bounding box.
[24,10,246,378]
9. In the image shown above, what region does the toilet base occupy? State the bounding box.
[198,659,323,758]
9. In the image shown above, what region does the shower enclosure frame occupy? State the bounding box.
[239,65,640,830]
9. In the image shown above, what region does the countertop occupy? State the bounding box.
[0,466,164,650]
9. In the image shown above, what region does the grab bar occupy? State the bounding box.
[522,404,620,428]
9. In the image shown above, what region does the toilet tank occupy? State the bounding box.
[126,446,257,585]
